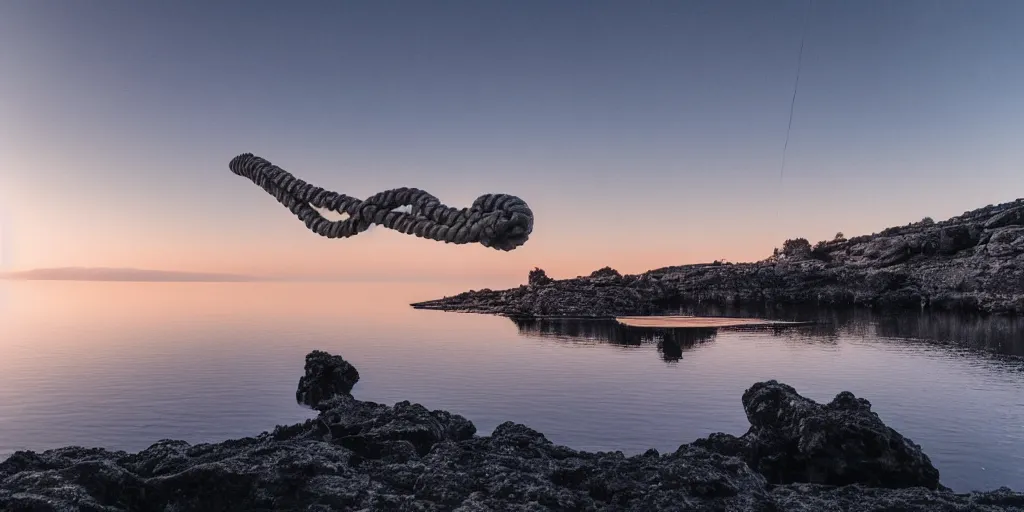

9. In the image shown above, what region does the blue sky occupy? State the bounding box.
[1,0,1022,279]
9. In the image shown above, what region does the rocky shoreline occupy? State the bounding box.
[2,350,1021,511]
[412,198,1024,317]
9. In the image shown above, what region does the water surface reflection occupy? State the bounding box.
[512,318,717,363]
[658,303,1024,357]
[0,281,1021,492]
[513,309,1024,366]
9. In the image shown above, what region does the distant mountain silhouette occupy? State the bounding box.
[0,267,261,282]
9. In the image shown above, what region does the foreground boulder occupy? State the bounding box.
[296,349,361,407]
[1,351,1021,511]
[694,381,941,489]
[412,198,1024,316]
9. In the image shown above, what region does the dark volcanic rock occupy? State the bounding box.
[413,273,672,318]
[528,267,554,287]
[412,198,1024,316]
[770,484,1024,512]
[2,351,1021,511]
[296,350,360,407]
[588,266,622,279]
[694,381,940,489]
[317,396,477,461]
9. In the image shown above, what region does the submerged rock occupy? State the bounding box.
[412,198,1024,316]
[1,351,1021,511]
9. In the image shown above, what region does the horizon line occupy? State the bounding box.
[0,266,527,283]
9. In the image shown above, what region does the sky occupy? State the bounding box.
[1,0,1022,282]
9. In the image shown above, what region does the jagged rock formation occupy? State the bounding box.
[693,381,941,489]
[2,351,1021,511]
[413,198,1024,317]
[296,350,361,407]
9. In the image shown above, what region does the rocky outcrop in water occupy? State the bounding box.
[413,198,1024,317]
[2,351,1021,511]
[296,349,361,407]
[415,272,671,318]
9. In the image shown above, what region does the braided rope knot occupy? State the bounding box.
[229,153,534,251]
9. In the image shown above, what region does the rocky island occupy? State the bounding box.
[2,350,1020,511]
[413,198,1024,317]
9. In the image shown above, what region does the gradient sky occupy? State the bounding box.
[1,0,1022,281]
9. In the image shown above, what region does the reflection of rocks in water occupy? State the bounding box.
[873,312,1024,357]
[511,318,635,345]
[661,301,860,327]
[512,305,1024,361]
[511,317,717,362]
[753,322,843,345]
[656,328,717,362]
[664,302,1024,357]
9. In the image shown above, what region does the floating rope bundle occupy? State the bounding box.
[229,153,534,251]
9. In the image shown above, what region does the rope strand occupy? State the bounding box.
[229,153,534,251]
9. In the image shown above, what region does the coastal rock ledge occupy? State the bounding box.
[412,198,1024,317]
[2,351,1021,511]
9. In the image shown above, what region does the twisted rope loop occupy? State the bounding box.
[229,153,534,251]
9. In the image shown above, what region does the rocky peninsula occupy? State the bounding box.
[413,198,1024,317]
[2,350,1021,511]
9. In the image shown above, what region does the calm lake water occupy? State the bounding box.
[1,281,1022,493]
